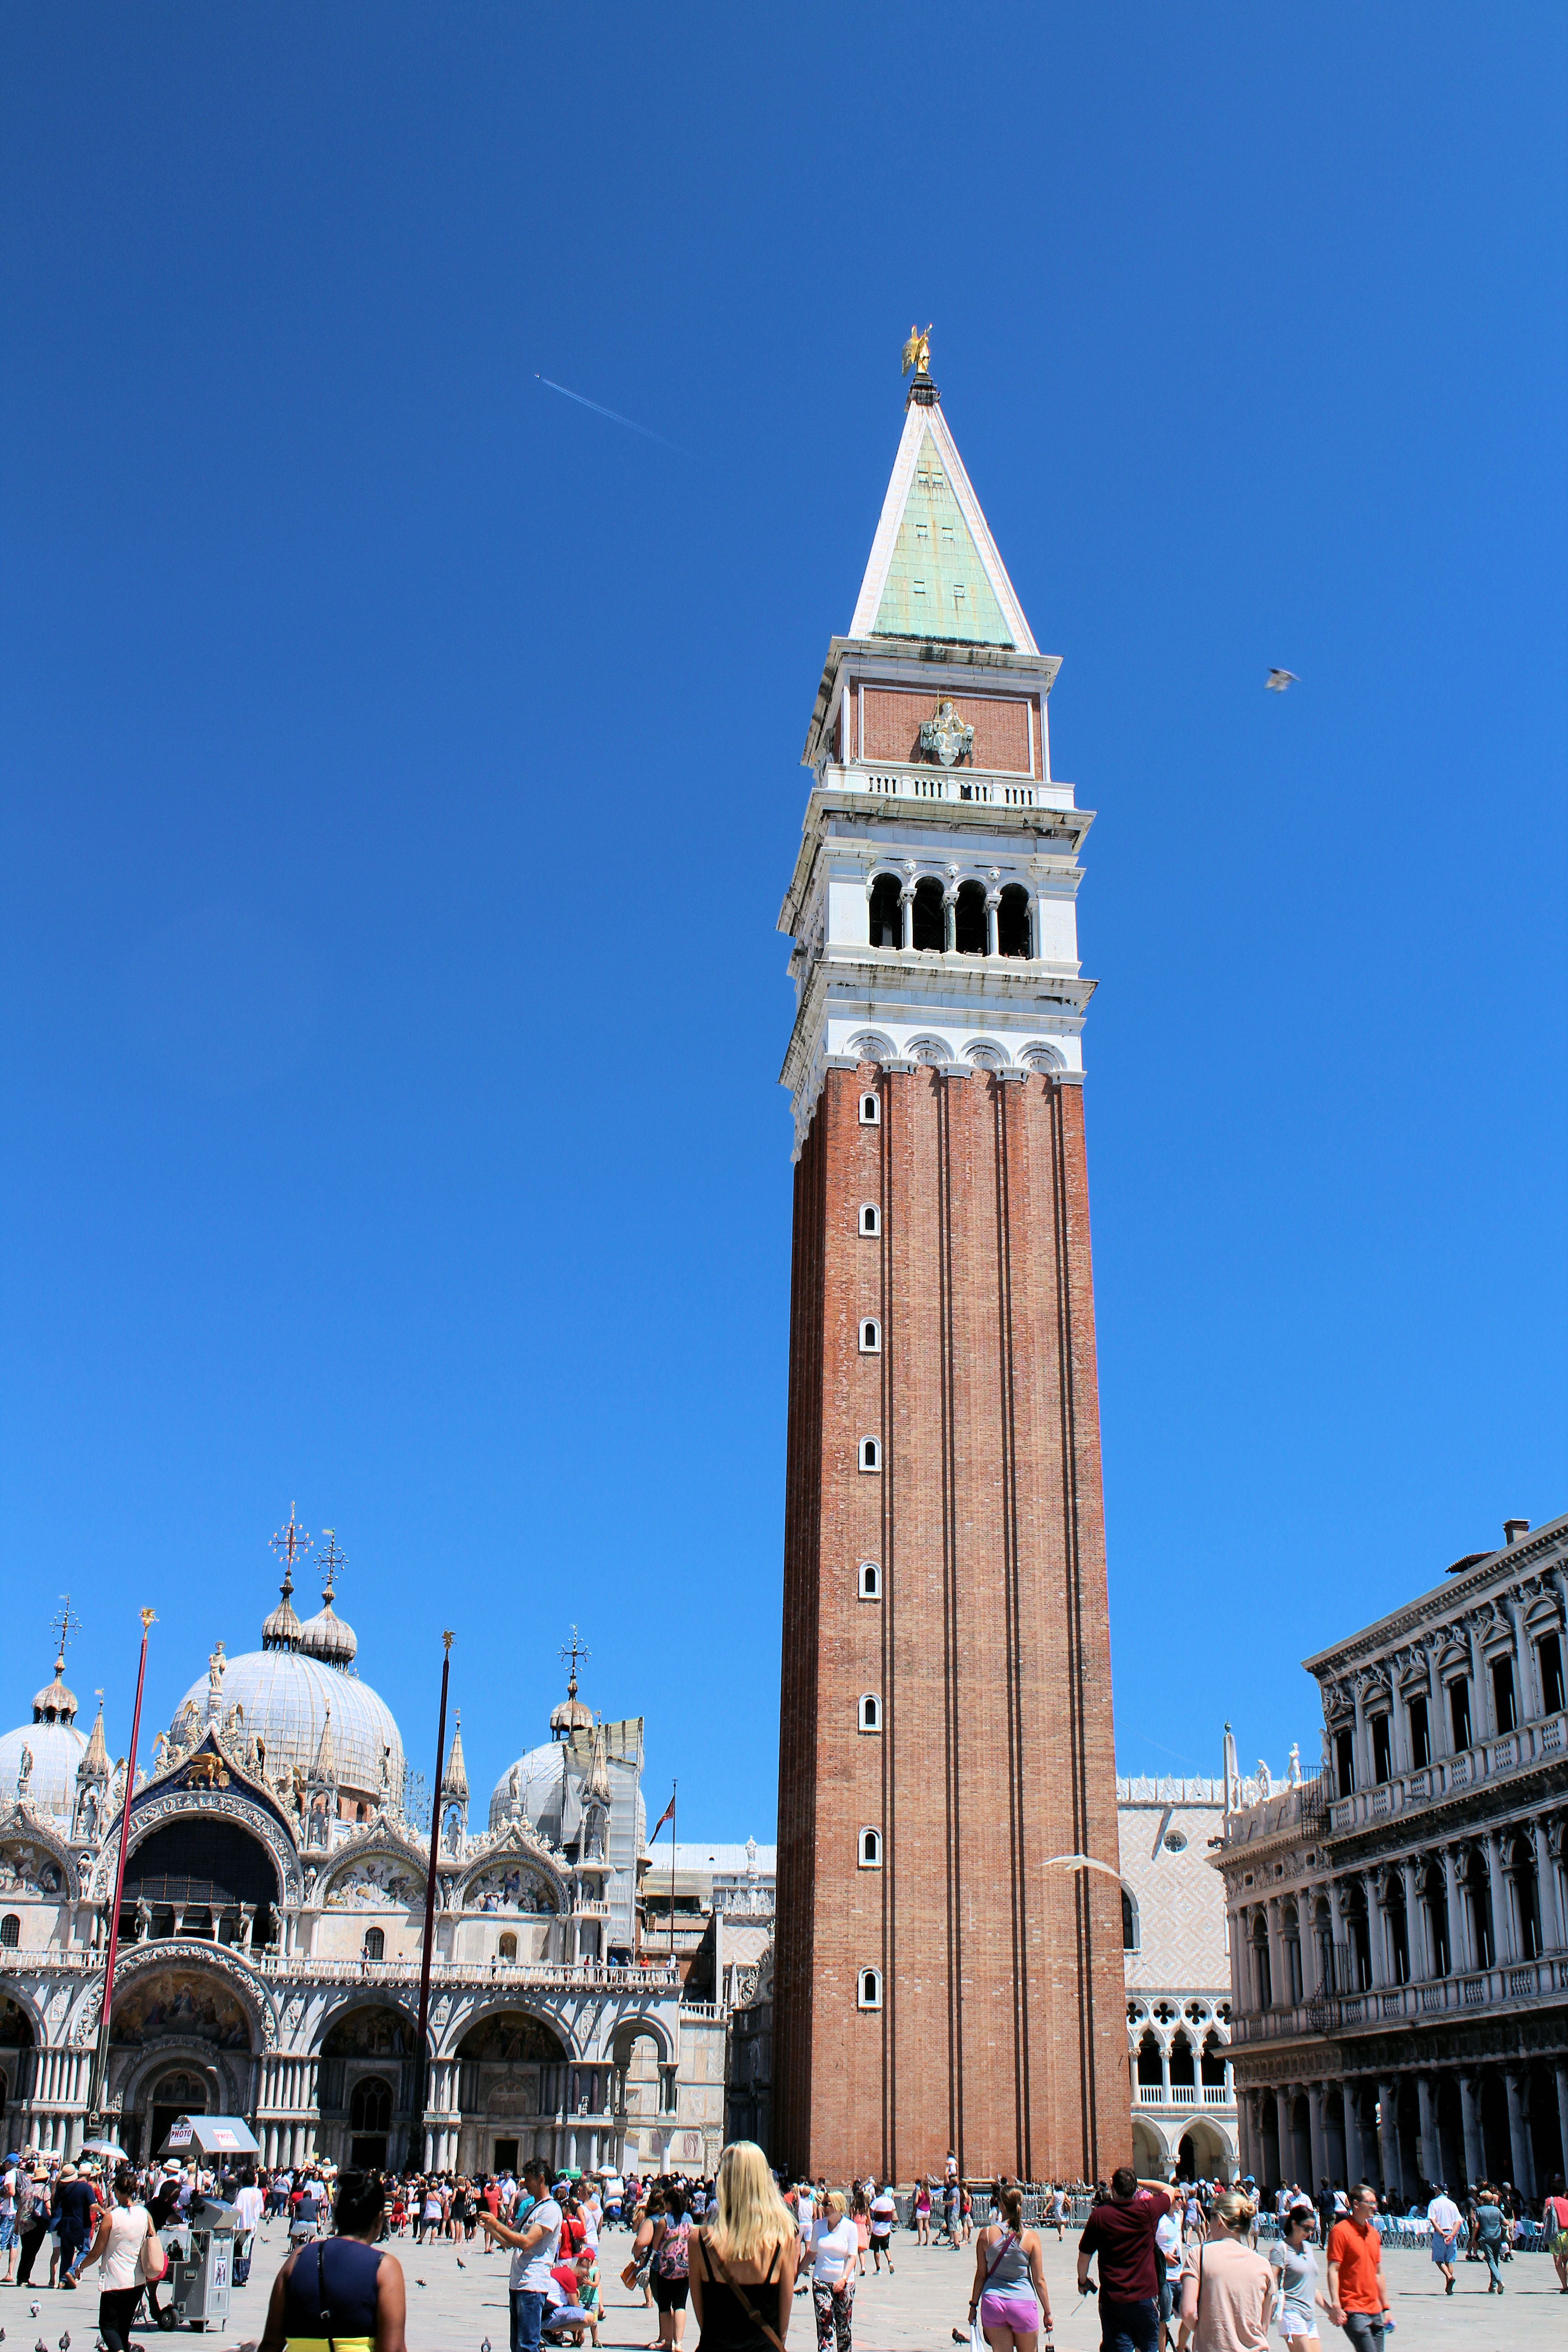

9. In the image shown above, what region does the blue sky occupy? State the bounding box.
[3,6,1563,1832]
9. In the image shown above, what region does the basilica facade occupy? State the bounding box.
[0,1544,726,2177]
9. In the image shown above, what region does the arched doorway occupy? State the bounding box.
[0,1996,34,2150]
[611,2021,675,2174]
[320,2005,416,2170]
[456,2010,569,2176]
[109,1965,254,2158]
[349,2074,392,2170]
[121,1818,280,1950]
[1131,2116,1166,2177]
[150,2068,211,2161]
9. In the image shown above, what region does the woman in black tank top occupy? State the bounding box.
[249,2168,406,2352]
[688,2141,798,2352]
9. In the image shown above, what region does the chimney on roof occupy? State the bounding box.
[1504,1519,1530,1547]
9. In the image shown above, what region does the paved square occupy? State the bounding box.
[67,2218,1562,2352]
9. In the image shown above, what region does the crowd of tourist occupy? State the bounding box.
[7,2138,1568,2352]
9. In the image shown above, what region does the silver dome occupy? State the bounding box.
[175,1649,403,1805]
[488,1740,568,1837]
[0,1720,88,1828]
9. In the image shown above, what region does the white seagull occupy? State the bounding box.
[1041,1852,1124,1883]
[1265,668,1298,692]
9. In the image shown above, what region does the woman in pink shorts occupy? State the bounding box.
[967,2186,1053,2351]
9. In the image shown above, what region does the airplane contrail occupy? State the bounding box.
[535,374,683,453]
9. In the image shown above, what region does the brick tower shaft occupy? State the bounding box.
[773,354,1130,2182]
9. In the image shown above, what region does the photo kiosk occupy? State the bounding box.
[153,2114,261,2332]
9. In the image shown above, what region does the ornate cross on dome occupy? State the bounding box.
[270,1503,313,1590]
[559,1626,590,1700]
[49,1594,82,1670]
[318,1528,346,1601]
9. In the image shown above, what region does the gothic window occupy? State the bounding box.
[363,1928,384,1961]
[1135,2029,1161,2086]
[1449,1677,1473,1752]
[868,875,902,948]
[499,1932,517,1962]
[349,2074,392,2133]
[1167,2031,1195,2089]
[1408,1694,1431,1769]
[1492,1656,1518,1735]
[0,1918,16,1949]
[911,878,945,952]
[858,1436,881,1473]
[859,1319,881,1354]
[857,1563,881,1600]
[1122,1888,1139,1952]
[1370,1714,1392,1784]
[858,1829,882,1868]
[954,880,987,956]
[997,883,1032,959]
[857,1968,882,2010]
[1540,1633,1566,1717]
[859,1093,881,1126]
[1334,1726,1355,1797]
[858,1204,880,1238]
[857,1694,881,1734]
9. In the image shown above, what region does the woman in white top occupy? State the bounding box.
[83,2166,162,2352]
[809,2192,859,2352]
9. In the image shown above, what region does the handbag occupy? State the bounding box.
[138,2217,170,2286]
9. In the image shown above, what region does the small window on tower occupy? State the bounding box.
[858,1967,882,2009]
[858,1203,880,1238]
[858,1562,881,1600]
[859,1318,881,1354]
[858,1436,881,1474]
[858,1693,881,1733]
[859,1828,882,1869]
[912,579,926,598]
[363,1927,384,1961]
[0,1915,18,1949]
[859,1093,880,1126]
[953,583,966,606]
[915,521,928,542]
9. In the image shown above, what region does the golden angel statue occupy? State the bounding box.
[902,322,933,377]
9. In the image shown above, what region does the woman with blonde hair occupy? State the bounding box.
[1176,2188,1272,2352]
[689,2141,798,2351]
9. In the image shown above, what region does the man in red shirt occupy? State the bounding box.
[1326,2184,1390,2352]
[1077,2168,1174,2352]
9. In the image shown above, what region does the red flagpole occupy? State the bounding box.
[87,1607,155,2129]
[409,1631,453,2170]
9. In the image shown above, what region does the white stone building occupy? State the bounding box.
[1217,1513,1568,2198]
[0,1528,729,2177]
[1120,1778,1238,2180]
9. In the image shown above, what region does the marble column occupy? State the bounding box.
[1274,2088,1292,2190]
[1428,1642,1450,1757]
[1400,1858,1425,1979]
[899,885,914,951]
[1377,2078,1401,2199]
[1459,2074,1484,2188]
[1506,2070,1535,2196]
[1307,2082,1328,2192]
[1416,2074,1438,2186]
[1366,1880,1390,1989]
[1554,2065,1568,2186]
[1343,2082,1366,2185]
[1482,1830,1514,1963]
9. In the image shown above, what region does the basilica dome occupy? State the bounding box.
[0,1650,89,1828]
[488,1740,569,1837]
[174,1575,403,1806]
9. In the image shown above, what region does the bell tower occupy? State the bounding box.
[774,347,1129,2183]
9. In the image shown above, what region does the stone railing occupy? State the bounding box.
[1233,1954,1568,2041]
[0,1949,681,1995]
[818,761,1073,816]
[1325,1710,1568,1832]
